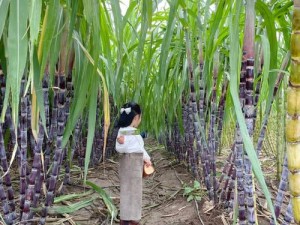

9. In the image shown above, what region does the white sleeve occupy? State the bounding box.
[135,135,151,161]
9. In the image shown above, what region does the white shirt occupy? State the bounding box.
[115,126,151,161]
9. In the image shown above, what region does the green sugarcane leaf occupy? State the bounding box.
[84,78,98,184]
[38,0,60,79]
[86,180,118,223]
[54,190,94,204]
[256,0,278,116]
[157,0,179,87]
[47,197,96,214]
[6,0,28,126]
[0,0,10,39]
[48,6,63,80]
[133,0,150,101]
[33,47,47,137]
[257,34,271,106]
[62,32,90,147]
[29,0,42,43]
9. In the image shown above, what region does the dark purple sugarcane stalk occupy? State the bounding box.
[63,73,72,184]
[43,74,51,173]
[40,71,66,224]
[188,101,198,177]
[218,145,235,193]
[49,75,58,143]
[270,155,289,225]
[0,179,12,224]
[235,131,246,224]
[0,122,17,223]
[174,122,183,161]
[254,52,263,113]
[93,123,102,164]
[0,125,14,225]
[209,55,220,203]
[181,104,188,164]
[282,200,293,225]
[21,121,44,222]
[219,149,235,202]
[216,80,228,155]
[256,52,290,155]
[241,1,256,223]
[226,167,236,209]
[78,136,86,167]
[186,104,195,173]
[184,18,200,178]
[235,57,246,224]
[243,59,256,224]
[57,73,67,176]
[0,68,4,112]
[71,119,82,164]
[63,51,75,182]
[197,35,213,194]
[34,78,49,207]
[19,82,28,217]
[27,95,35,155]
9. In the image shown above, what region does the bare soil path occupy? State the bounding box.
[56,138,225,225]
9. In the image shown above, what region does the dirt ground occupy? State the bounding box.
[4,138,294,224]
[50,139,227,225]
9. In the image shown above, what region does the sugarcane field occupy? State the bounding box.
[1,0,300,224]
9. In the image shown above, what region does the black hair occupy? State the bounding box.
[117,102,142,128]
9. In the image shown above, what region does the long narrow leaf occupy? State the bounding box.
[86,180,117,223]
[84,79,98,184]
[5,0,28,126]
[0,0,10,39]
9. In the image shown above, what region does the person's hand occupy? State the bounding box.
[144,160,152,167]
[117,136,125,144]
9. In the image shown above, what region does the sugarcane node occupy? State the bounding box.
[291,196,300,223]
[286,117,300,142]
[287,143,300,171]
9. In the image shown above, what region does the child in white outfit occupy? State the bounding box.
[115,102,152,225]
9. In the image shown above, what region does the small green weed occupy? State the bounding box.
[183,180,203,202]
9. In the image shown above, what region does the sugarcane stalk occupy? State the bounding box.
[241,1,257,223]
[0,121,17,223]
[287,1,300,223]
[49,75,58,143]
[270,155,289,225]
[226,168,236,210]
[235,127,246,224]
[256,52,290,155]
[183,12,201,178]
[276,83,285,179]
[40,70,66,224]
[216,80,228,155]
[218,147,235,196]
[63,51,75,183]
[19,82,28,218]
[0,69,4,113]
[282,201,294,225]
[21,121,44,222]
[0,124,14,225]
[243,59,256,224]
[219,154,234,202]
[43,74,51,173]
